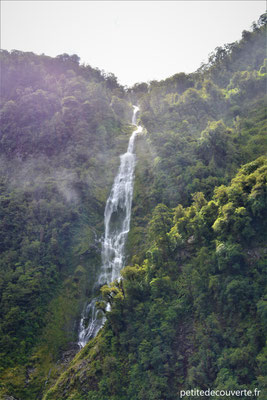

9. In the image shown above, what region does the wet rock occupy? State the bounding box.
[60,342,80,365]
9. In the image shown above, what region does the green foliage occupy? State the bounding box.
[130,19,266,209]
[1,14,267,400]
[45,158,267,400]
[0,49,133,399]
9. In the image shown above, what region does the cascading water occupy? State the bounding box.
[78,105,142,348]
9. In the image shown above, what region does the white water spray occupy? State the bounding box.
[78,106,142,347]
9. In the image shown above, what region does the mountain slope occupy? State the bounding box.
[0,50,133,399]
[0,14,266,400]
[44,156,267,400]
[43,15,266,400]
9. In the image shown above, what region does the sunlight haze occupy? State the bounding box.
[1,1,266,86]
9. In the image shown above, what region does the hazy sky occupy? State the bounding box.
[1,1,266,86]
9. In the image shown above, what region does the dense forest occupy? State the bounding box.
[0,13,266,400]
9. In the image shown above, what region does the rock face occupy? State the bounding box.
[60,342,80,366]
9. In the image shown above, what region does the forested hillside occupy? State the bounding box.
[44,156,267,400]
[0,51,133,398]
[0,13,266,400]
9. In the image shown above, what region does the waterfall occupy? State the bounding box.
[78,105,142,348]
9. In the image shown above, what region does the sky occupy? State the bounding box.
[1,1,266,87]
